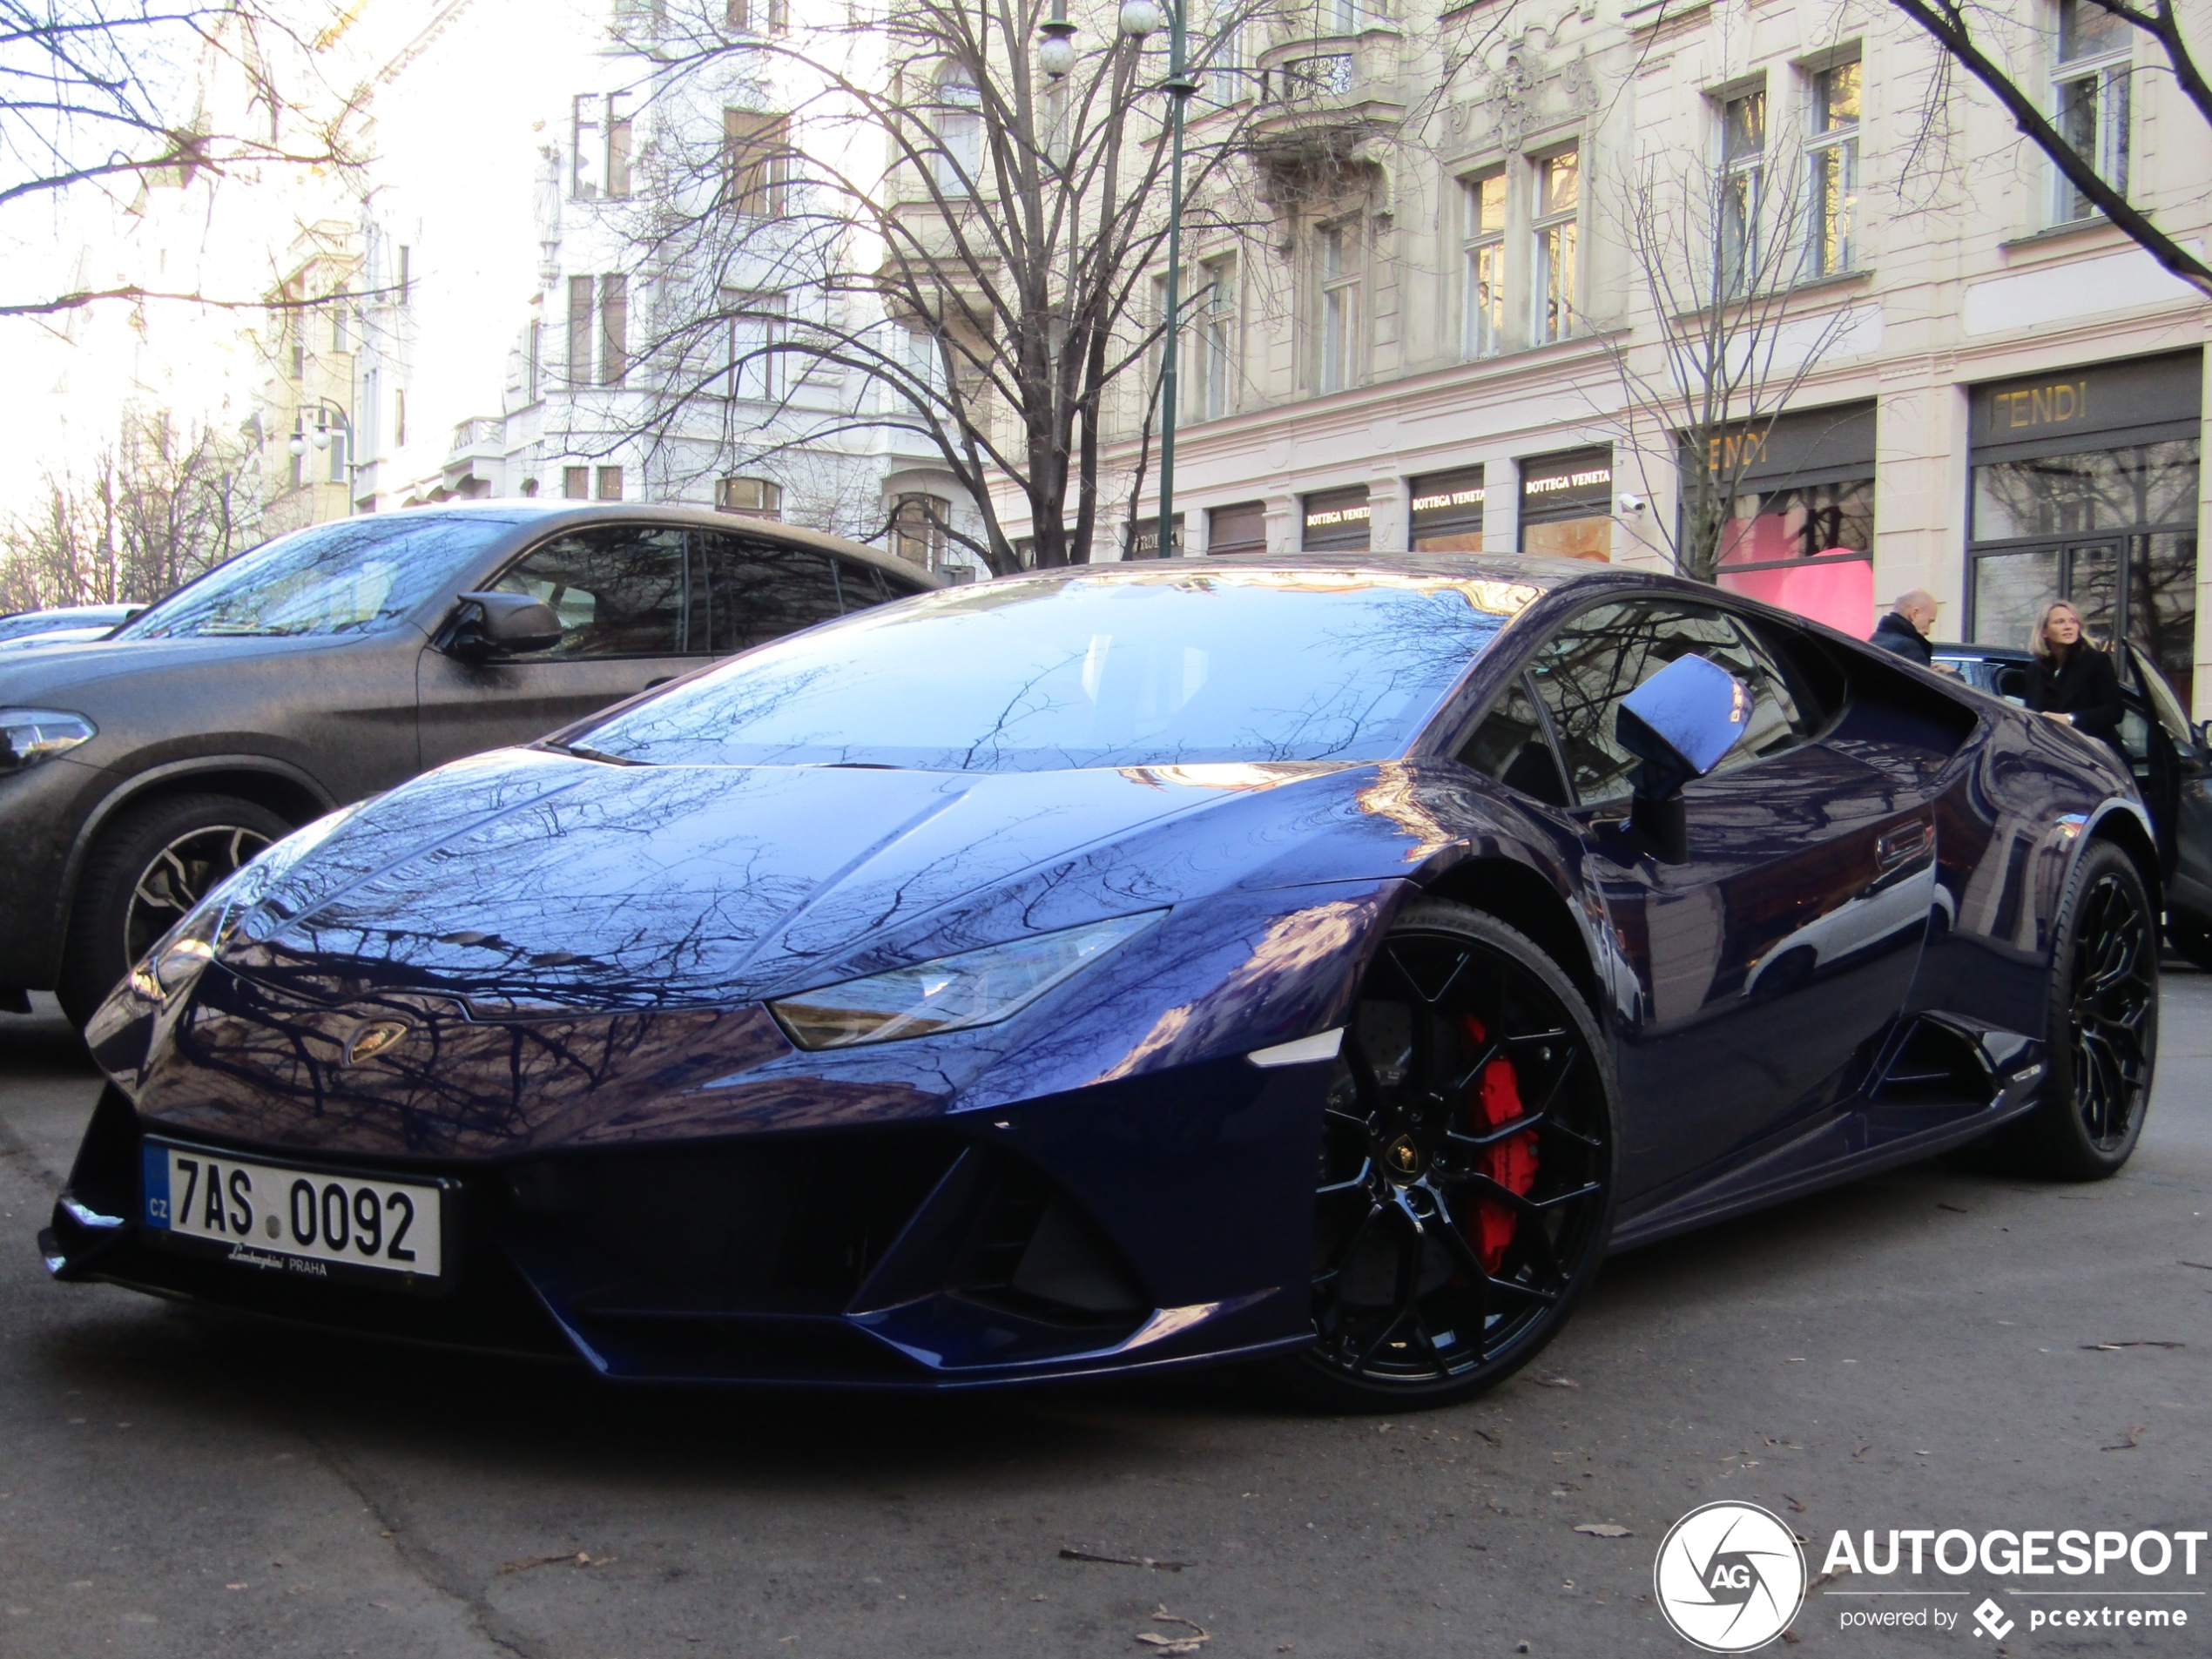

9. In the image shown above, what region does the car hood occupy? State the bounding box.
[0,631,392,705]
[221,746,1434,1013]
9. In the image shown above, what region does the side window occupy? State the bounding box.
[833,557,895,610]
[1458,675,1569,807]
[696,532,843,653]
[493,525,688,657]
[1527,600,1818,805]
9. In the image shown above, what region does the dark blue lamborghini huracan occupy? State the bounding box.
[44,556,2158,1406]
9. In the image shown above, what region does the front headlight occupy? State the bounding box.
[767,911,1165,1050]
[123,801,369,1006]
[0,708,96,771]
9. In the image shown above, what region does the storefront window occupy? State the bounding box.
[1518,448,1611,561]
[1714,477,1873,636]
[1410,466,1485,552]
[1303,485,1372,552]
[1967,352,2200,711]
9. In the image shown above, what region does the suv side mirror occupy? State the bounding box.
[448,590,563,659]
[1614,654,1752,862]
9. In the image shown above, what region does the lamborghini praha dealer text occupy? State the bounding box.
[44,557,2157,1406]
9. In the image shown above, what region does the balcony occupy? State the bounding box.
[1250,29,1406,166]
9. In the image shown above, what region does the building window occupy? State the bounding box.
[1200,255,1236,420]
[599,274,627,388]
[1807,61,1859,276]
[726,0,786,32]
[526,319,542,403]
[1717,87,1764,295]
[567,275,593,386]
[1518,447,1613,561]
[290,320,305,379]
[2054,0,2130,223]
[1318,222,1359,392]
[718,476,783,517]
[725,111,790,215]
[934,68,982,195]
[1148,269,1172,410]
[597,465,624,501]
[327,427,347,484]
[1208,500,1267,556]
[1533,147,1578,342]
[894,492,953,568]
[397,245,411,305]
[330,305,347,351]
[395,388,407,447]
[1303,485,1372,551]
[563,466,590,499]
[725,293,786,401]
[1204,3,1245,105]
[572,94,601,199]
[1410,467,1487,552]
[1461,168,1506,360]
[288,426,303,489]
[605,93,635,199]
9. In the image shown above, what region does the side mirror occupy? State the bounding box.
[1614,654,1752,861]
[448,590,563,659]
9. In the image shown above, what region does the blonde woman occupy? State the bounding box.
[2025,599,2125,758]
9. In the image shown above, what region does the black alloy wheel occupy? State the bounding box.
[2011,840,2158,1180]
[1274,900,1618,1411]
[57,792,289,1027]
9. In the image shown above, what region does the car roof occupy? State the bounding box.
[369,500,941,589]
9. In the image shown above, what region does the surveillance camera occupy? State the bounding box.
[1617,493,1647,515]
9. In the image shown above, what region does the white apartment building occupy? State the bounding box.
[1042,0,2212,714]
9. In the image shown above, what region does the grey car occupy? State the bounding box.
[0,502,934,1023]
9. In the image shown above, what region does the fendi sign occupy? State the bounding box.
[1972,351,2200,454]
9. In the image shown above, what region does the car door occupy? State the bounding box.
[1514,597,1938,1208]
[2126,643,2212,908]
[416,523,700,767]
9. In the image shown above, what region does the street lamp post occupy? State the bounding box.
[1042,1,1194,561]
[287,399,356,512]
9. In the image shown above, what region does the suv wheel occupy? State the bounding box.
[57,793,289,1026]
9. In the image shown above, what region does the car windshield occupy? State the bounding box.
[116,514,529,640]
[569,568,1537,772]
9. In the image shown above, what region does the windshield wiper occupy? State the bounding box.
[540,739,646,766]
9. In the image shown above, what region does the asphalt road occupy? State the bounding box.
[2,978,2208,1659]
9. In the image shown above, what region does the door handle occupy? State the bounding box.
[1875,822,1934,873]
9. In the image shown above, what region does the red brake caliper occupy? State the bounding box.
[1461,1016,1539,1272]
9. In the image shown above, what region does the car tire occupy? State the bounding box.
[2165,907,2212,971]
[2006,840,2159,1181]
[57,792,290,1028]
[1264,899,1620,1413]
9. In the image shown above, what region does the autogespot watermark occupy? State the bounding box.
[1651,1512,2209,1650]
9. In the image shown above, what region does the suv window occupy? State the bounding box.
[695,533,845,653]
[495,526,690,657]
[1459,675,1570,807]
[1527,599,1817,805]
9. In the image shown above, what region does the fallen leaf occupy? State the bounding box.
[1851,1442,1871,1460]
[224,1583,247,1591]
[1136,1605,1210,1654]
[1781,1629,1803,1645]
[1574,1523,1631,1538]
[2101,1425,2146,1452]
[1784,1495,1807,1514]
[1062,1548,1189,1573]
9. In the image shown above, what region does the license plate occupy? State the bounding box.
[142,1140,445,1284]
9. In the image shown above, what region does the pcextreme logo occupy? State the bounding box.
[1653,1501,1809,1653]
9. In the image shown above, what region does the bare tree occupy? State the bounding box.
[0,0,363,317]
[1885,0,2212,296]
[1601,99,1868,583]
[584,0,1281,574]
[0,408,260,610]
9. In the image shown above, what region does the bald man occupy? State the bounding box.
[1870,590,1939,667]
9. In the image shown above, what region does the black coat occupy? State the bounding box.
[2027,644,2127,751]
[1870,610,1933,667]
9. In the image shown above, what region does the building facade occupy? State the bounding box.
[1022,0,2212,712]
